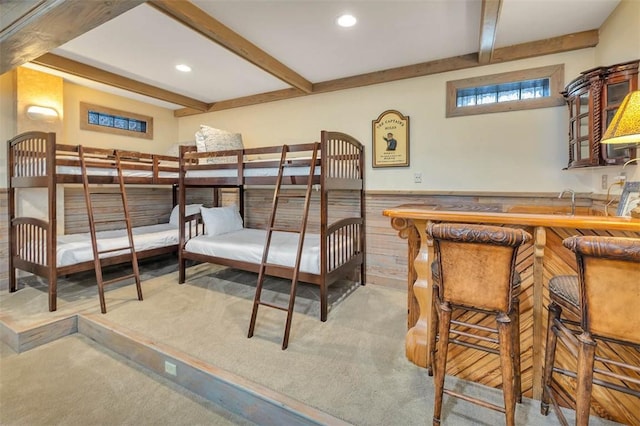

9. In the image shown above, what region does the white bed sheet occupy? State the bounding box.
[185,228,321,275]
[185,165,318,179]
[55,165,177,179]
[56,223,179,267]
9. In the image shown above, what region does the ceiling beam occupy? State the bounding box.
[32,53,210,111]
[148,0,313,94]
[478,0,502,65]
[490,29,598,63]
[0,0,144,75]
[174,30,599,117]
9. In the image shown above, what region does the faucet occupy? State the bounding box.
[558,189,576,215]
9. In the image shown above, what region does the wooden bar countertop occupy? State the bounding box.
[383,205,640,231]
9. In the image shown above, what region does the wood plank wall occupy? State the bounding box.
[0,187,621,290]
[64,186,217,233]
[0,190,8,289]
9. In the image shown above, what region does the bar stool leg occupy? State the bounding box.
[576,333,596,426]
[510,297,522,403]
[432,302,452,426]
[497,313,516,426]
[541,302,561,416]
[428,285,439,377]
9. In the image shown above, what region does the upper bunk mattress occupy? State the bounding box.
[55,164,178,179]
[184,162,319,179]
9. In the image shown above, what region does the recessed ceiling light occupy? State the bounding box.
[336,14,357,28]
[175,64,192,72]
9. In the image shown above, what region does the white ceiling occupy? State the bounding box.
[28,0,621,110]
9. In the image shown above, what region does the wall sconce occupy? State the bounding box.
[26,105,59,121]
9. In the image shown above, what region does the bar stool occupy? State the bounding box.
[427,223,532,426]
[541,236,640,426]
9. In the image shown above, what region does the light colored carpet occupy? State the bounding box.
[0,259,622,426]
[0,335,253,425]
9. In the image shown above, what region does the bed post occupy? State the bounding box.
[359,136,366,287]
[47,132,58,311]
[178,145,187,284]
[320,131,329,322]
[7,135,16,293]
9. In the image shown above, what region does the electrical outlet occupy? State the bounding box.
[414,172,422,184]
[164,360,177,376]
[601,174,608,190]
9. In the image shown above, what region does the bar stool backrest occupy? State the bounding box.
[563,236,640,344]
[429,223,531,312]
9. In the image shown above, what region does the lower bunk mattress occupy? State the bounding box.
[56,224,180,267]
[185,228,324,275]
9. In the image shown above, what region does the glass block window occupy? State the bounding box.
[446,65,564,117]
[456,78,550,107]
[80,102,153,139]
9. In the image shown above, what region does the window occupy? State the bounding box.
[80,102,153,139]
[446,64,564,117]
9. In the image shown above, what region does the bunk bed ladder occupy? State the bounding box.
[79,147,143,314]
[248,143,320,350]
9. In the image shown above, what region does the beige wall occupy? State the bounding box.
[596,0,640,184]
[597,0,640,67]
[178,50,593,193]
[178,0,640,194]
[63,82,179,152]
[0,71,16,186]
[1,0,638,192]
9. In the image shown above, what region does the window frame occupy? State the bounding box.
[80,102,154,140]
[446,64,565,118]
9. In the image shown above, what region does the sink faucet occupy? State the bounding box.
[558,189,576,215]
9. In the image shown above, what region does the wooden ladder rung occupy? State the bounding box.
[263,262,295,270]
[258,301,289,311]
[98,246,133,255]
[93,218,126,225]
[269,227,300,233]
[89,190,123,195]
[277,193,306,199]
[103,273,137,286]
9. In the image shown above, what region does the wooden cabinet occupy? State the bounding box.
[562,60,638,168]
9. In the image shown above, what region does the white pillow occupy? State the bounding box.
[169,204,203,226]
[200,205,244,236]
[165,140,196,157]
[194,125,243,164]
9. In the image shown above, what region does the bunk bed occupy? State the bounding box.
[177,130,365,322]
[7,131,200,312]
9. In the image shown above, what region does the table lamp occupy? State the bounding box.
[600,90,640,218]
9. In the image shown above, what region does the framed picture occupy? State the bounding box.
[617,181,640,217]
[372,109,409,168]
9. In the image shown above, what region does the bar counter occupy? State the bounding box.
[383,205,640,423]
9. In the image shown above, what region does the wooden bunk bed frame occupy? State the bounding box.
[7,131,186,312]
[177,130,366,322]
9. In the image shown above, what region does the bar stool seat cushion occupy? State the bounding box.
[548,275,579,310]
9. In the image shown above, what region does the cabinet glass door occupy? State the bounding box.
[602,81,632,162]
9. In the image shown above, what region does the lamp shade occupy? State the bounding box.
[600,90,640,145]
